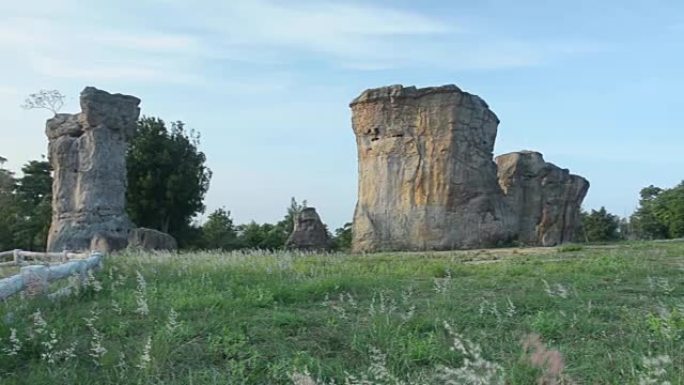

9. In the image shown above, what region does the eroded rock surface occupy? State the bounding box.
[46,87,140,252]
[350,84,590,252]
[128,228,178,251]
[286,207,330,251]
[496,151,589,246]
[350,85,515,252]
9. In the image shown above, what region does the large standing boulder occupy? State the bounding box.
[349,84,591,252]
[495,151,589,246]
[286,207,331,251]
[350,85,515,252]
[46,87,140,252]
[128,228,178,251]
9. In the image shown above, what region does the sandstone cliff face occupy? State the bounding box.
[46,87,140,252]
[496,151,589,246]
[286,207,330,251]
[350,85,515,252]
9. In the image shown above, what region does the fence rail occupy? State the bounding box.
[0,249,88,267]
[0,251,103,301]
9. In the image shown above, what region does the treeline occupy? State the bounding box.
[581,182,684,242]
[194,201,352,251]
[0,157,52,251]
[2,114,681,250]
[0,117,352,252]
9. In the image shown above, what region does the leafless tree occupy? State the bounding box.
[22,90,65,115]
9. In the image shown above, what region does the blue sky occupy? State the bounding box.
[0,0,682,229]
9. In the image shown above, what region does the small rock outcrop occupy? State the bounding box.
[350,84,589,252]
[496,151,589,246]
[46,87,141,252]
[350,85,514,252]
[128,228,178,251]
[286,207,330,251]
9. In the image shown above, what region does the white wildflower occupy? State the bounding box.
[3,328,21,356]
[437,321,505,385]
[111,300,122,315]
[135,271,149,316]
[639,354,672,385]
[137,336,152,369]
[55,341,77,362]
[31,310,48,335]
[86,270,103,292]
[40,331,59,364]
[505,297,517,318]
[84,308,107,365]
[166,308,180,332]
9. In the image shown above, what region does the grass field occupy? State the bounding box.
[1,241,683,384]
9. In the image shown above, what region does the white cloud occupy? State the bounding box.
[0,0,602,85]
[28,53,203,84]
[179,0,600,70]
[0,16,204,83]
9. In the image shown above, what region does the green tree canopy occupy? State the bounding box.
[126,117,212,245]
[651,182,684,238]
[581,207,620,242]
[237,221,287,250]
[630,183,684,239]
[331,222,352,251]
[0,158,52,251]
[0,157,16,250]
[13,160,52,250]
[202,208,239,250]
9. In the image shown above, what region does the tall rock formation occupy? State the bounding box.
[350,84,589,252]
[286,207,331,251]
[350,85,515,252]
[495,151,589,246]
[46,87,141,252]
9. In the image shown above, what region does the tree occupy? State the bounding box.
[236,221,288,250]
[12,160,52,250]
[276,197,307,236]
[202,208,239,250]
[126,117,212,245]
[22,90,65,115]
[581,207,620,242]
[631,184,671,239]
[0,157,16,250]
[651,182,684,238]
[0,157,13,192]
[331,222,352,250]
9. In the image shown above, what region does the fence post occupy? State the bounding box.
[13,249,22,265]
[20,265,49,297]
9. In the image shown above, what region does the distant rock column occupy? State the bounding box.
[350,85,515,252]
[286,207,331,251]
[495,151,589,246]
[45,87,141,252]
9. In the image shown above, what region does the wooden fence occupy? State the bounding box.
[0,250,103,300]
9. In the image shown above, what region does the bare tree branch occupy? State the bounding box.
[22,90,65,115]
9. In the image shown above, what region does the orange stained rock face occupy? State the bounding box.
[350,85,512,252]
[349,84,588,252]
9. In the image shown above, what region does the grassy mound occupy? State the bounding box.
[1,241,683,384]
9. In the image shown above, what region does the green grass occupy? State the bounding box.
[1,241,684,384]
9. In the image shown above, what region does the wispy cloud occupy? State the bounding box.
[186,0,600,71]
[0,16,203,83]
[0,0,602,82]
